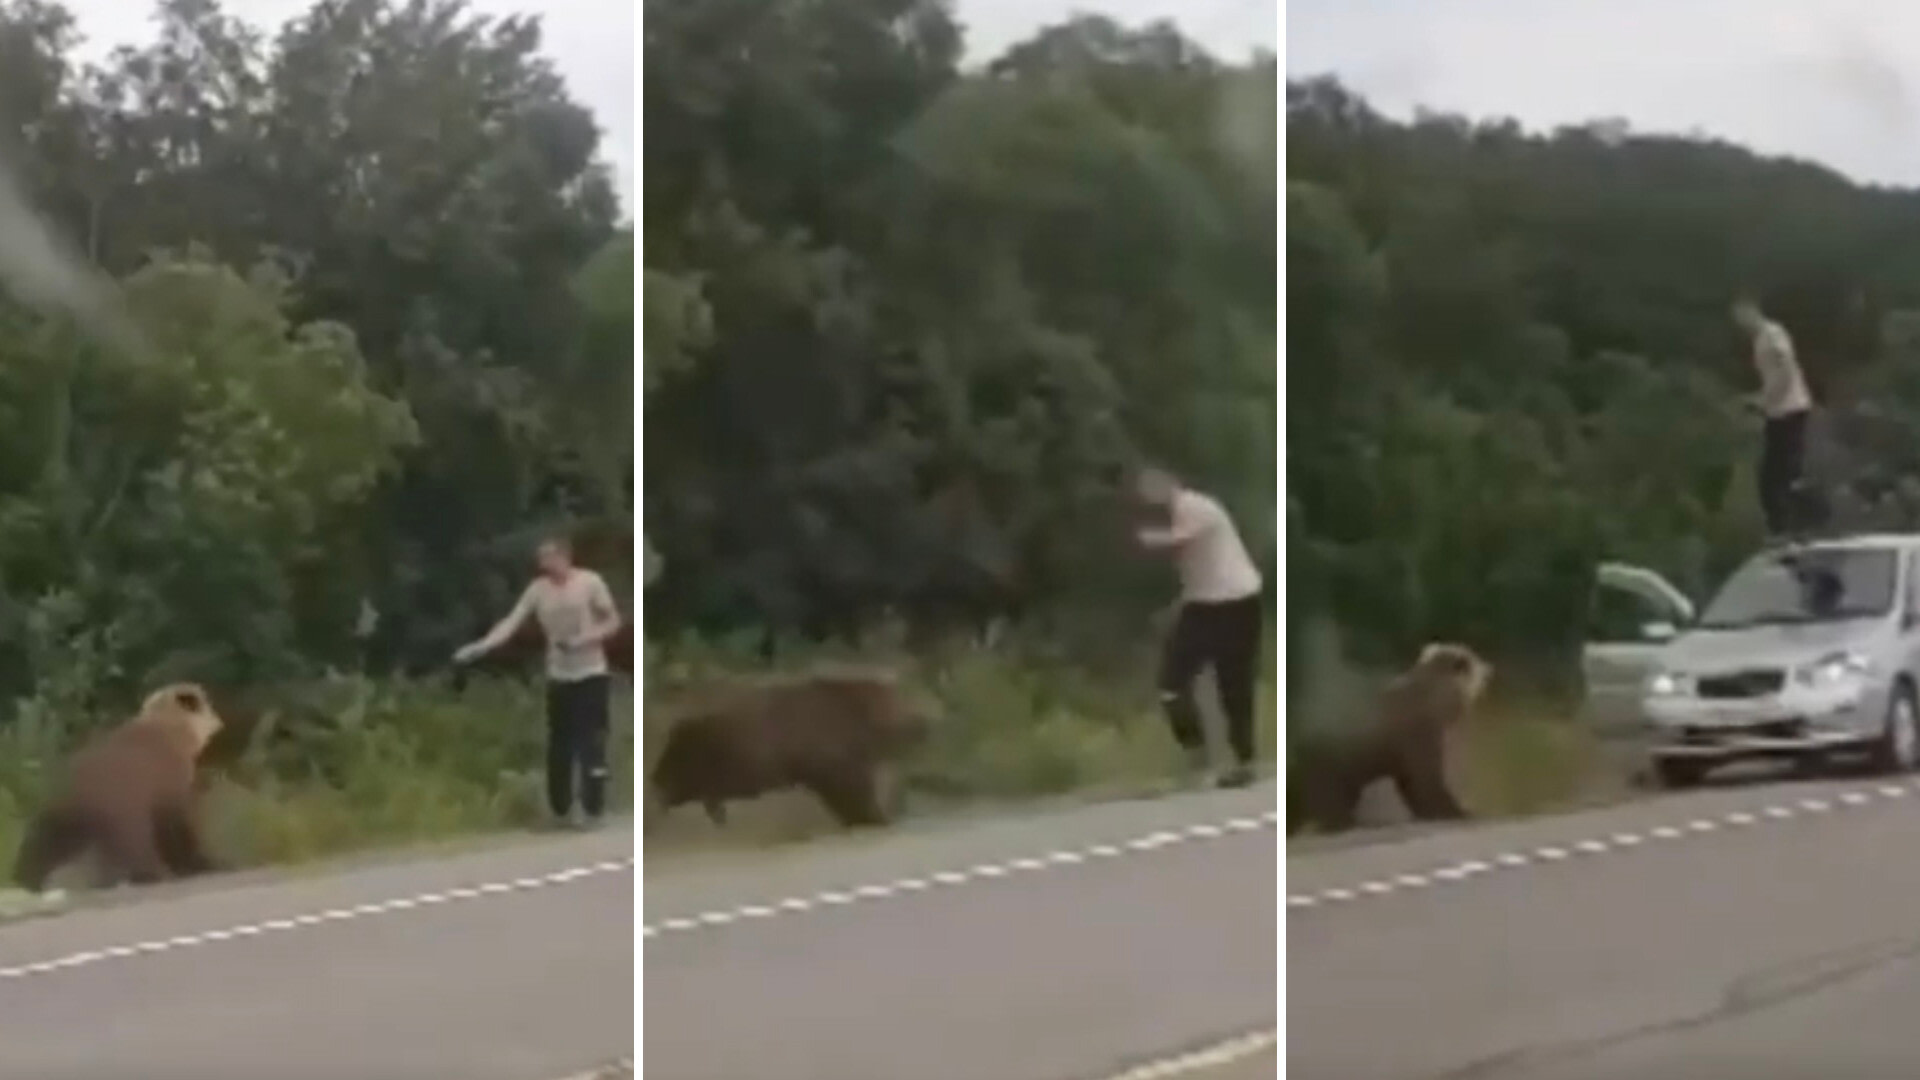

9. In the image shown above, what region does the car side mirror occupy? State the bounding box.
[1641,620,1678,643]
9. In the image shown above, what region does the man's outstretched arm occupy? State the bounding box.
[453,587,536,664]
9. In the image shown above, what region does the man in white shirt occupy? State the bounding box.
[1134,465,1265,788]
[454,535,624,827]
[1733,296,1815,536]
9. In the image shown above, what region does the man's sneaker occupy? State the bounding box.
[1216,764,1256,789]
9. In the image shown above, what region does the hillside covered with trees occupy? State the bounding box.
[1288,76,1920,689]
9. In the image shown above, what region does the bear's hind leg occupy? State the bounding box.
[98,812,170,886]
[804,768,887,828]
[1390,751,1467,822]
[11,807,88,893]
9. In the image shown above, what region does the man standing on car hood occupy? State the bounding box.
[1733,294,1814,537]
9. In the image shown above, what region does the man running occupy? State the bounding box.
[1732,295,1814,537]
[454,535,624,828]
[1133,465,1265,788]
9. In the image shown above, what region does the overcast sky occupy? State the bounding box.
[57,0,1278,216]
[1288,0,1920,189]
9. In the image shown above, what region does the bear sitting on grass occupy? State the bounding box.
[649,667,931,829]
[12,682,226,893]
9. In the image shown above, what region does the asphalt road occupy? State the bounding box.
[0,824,635,1080]
[1289,773,1920,1080]
[643,782,1279,1080]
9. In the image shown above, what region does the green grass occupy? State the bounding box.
[1450,699,1627,817]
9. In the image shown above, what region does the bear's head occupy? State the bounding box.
[1415,642,1494,709]
[136,682,226,758]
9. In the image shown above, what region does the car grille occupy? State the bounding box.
[1682,718,1804,743]
[1696,668,1786,699]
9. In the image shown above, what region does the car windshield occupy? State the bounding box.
[1696,546,1899,629]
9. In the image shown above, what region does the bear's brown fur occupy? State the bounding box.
[648,667,931,829]
[12,682,226,892]
[1288,643,1492,835]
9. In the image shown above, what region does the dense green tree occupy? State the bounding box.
[0,0,630,711]
[0,0,1282,730]
[0,253,415,719]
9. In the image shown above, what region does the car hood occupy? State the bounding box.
[1664,619,1883,673]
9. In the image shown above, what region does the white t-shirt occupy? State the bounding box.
[1752,319,1812,418]
[511,569,618,682]
[1164,490,1263,604]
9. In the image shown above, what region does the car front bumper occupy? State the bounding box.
[1643,680,1887,760]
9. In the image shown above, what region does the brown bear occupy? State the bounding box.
[648,666,931,829]
[12,682,226,892]
[1287,643,1492,835]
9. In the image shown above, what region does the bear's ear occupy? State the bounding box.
[174,688,205,712]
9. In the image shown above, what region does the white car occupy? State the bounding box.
[1582,534,1920,789]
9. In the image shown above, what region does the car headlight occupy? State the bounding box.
[1794,651,1872,687]
[1646,671,1693,697]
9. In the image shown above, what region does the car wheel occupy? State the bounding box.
[1869,682,1920,774]
[1653,758,1707,789]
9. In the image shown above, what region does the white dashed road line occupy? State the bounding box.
[1099,1029,1277,1080]
[0,858,636,983]
[0,805,1283,982]
[546,1055,634,1080]
[643,810,1284,940]
[1288,780,1920,913]
[591,1032,1274,1080]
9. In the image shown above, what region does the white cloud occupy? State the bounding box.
[1286,0,1920,186]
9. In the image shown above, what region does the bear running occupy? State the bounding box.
[648,667,931,829]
